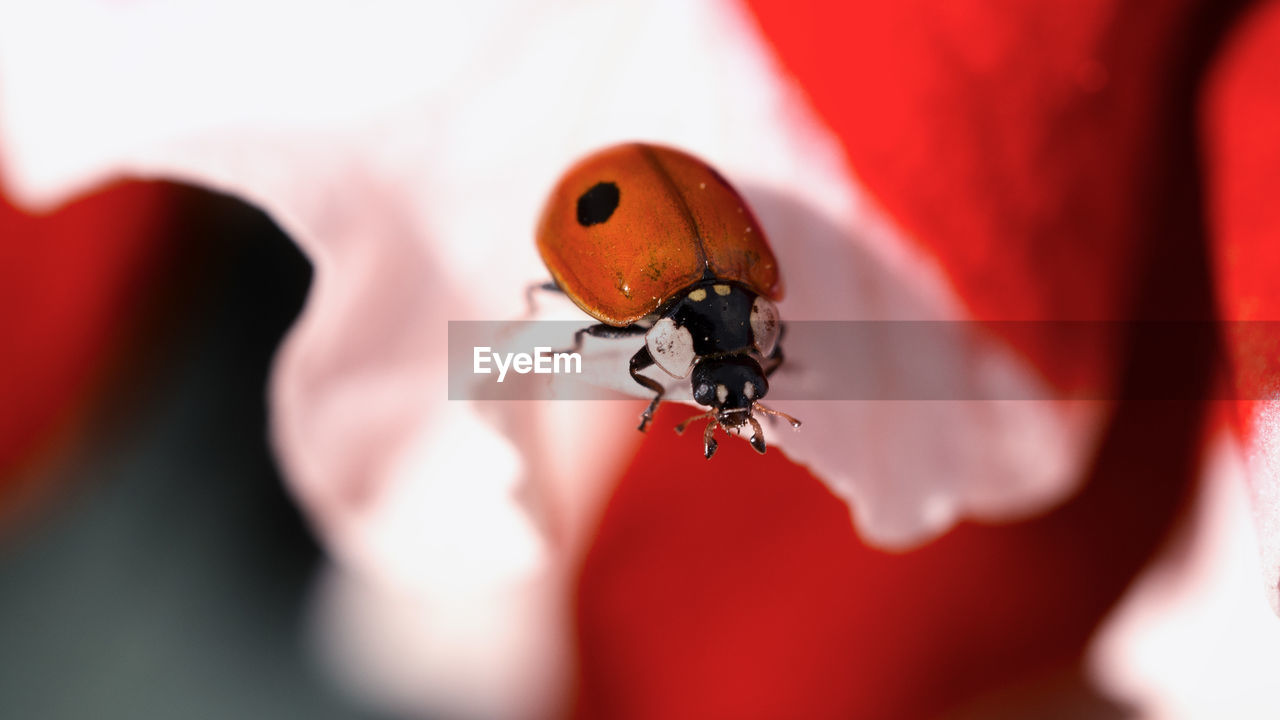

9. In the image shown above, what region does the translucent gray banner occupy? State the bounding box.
[448,320,1238,401]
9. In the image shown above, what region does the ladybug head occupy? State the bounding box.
[675,355,798,459]
[692,355,768,422]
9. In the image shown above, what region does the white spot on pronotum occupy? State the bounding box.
[712,284,731,296]
[743,381,755,400]
[750,296,780,357]
[645,318,696,378]
[688,288,707,302]
[716,384,728,404]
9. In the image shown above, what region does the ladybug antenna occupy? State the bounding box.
[674,410,714,434]
[753,402,802,429]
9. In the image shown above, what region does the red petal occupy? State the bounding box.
[0,181,173,509]
[741,0,1209,388]
[576,400,1202,719]
[575,0,1231,715]
[1205,0,1280,612]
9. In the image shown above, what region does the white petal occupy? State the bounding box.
[1089,434,1280,719]
[1243,398,1280,614]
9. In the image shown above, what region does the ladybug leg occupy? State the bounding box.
[702,419,720,459]
[565,322,647,354]
[522,280,562,318]
[628,346,667,432]
[556,323,661,429]
[746,415,767,454]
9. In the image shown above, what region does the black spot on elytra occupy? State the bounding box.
[577,182,620,226]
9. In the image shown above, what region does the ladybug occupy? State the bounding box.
[535,142,800,458]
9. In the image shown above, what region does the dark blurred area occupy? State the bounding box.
[0,186,382,720]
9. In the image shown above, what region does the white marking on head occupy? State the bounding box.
[743,381,755,400]
[688,288,707,302]
[712,284,731,296]
[716,384,728,404]
[645,318,696,378]
[750,296,780,357]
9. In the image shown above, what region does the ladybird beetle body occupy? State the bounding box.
[536,143,799,458]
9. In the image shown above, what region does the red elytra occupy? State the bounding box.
[536,143,782,327]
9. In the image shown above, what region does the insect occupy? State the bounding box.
[534,142,800,458]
